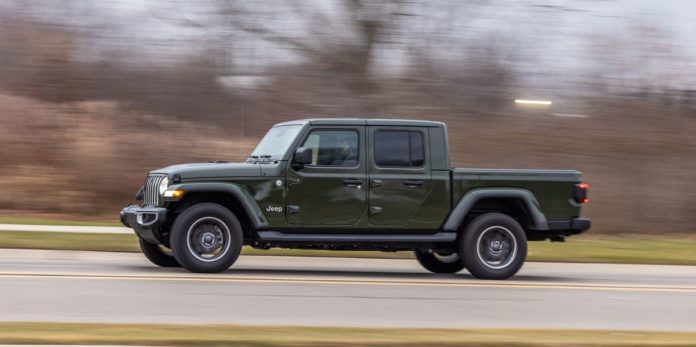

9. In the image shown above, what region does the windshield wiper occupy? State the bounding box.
[247,155,275,164]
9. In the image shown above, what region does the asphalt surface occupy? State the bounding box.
[1,249,695,331]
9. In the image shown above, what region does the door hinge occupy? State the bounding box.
[370,206,383,215]
[287,205,300,214]
[287,178,301,186]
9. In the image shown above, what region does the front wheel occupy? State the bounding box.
[170,203,243,273]
[139,239,180,267]
[414,250,465,273]
[460,213,527,280]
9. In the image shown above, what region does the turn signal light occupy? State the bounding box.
[164,189,185,199]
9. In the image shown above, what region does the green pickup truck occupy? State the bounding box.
[121,119,590,279]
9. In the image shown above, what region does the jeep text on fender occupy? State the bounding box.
[121,119,590,279]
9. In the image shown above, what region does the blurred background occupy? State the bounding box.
[0,0,695,235]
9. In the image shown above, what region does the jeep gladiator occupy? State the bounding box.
[121,119,590,279]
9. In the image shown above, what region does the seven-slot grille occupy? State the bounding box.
[143,174,166,206]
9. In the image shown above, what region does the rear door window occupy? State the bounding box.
[374,130,425,168]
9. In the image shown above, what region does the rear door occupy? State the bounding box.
[367,126,432,226]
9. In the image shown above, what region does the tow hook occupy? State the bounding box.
[550,235,566,242]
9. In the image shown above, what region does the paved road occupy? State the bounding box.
[0,249,695,331]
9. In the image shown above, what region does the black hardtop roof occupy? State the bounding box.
[273,118,445,128]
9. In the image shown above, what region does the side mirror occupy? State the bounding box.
[293,147,313,167]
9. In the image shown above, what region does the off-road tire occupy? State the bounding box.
[170,203,243,273]
[414,250,465,273]
[139,238,180,267]
[460,213,527,280]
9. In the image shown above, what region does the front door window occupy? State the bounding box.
[302,130,359,167]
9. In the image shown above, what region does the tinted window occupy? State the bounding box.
[301,130,359,167]
[374,131,410,167]
[410,132,425,167]
[374,130,425,167]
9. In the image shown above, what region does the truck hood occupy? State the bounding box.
[152,162,262,179]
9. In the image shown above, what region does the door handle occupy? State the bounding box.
[343,179,363,187]
[403,180,423,187]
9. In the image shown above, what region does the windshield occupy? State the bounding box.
[250,125,303,160]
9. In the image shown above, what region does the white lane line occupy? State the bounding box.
[0,224,132,234]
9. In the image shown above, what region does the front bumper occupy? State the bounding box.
[120,205,167,244]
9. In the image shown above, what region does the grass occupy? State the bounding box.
[1,230,696,265]
[0,230,140,253]
[528,237,696,266]
[0,322,695,346]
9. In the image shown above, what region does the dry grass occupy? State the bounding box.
[1,322,695,346]
[1,92,696,236]
[0,94,257,216]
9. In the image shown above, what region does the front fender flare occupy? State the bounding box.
[442,188,548,231]
[167,182,269,229]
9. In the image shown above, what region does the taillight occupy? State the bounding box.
[574,183,589,203]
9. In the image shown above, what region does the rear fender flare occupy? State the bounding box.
[442,188,548,231]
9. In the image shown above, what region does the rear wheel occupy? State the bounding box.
[170,203,243,273]
[460,213,527,280]
[139,239,180,267]
[415,250,465,273]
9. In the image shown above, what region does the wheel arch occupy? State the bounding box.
[442,188,549,232]
[168,182,269,238]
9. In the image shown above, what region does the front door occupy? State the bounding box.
[368,127,432,226]
[286,126,367,226]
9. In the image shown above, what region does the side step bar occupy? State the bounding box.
[256,231,457,243]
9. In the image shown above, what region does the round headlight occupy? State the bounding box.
[159,176,169,196]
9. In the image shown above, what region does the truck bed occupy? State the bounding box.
[451,168,582,222]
